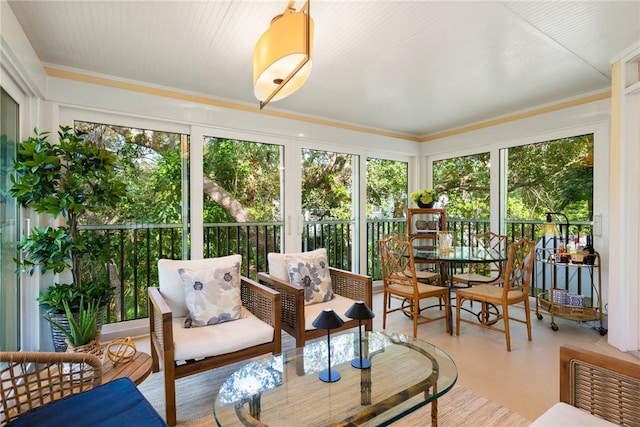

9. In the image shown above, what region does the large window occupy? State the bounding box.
[504,134,594,227]
[433,153,490,220]
[301,148,357,270]
[366,157,408,279]
[75,121,189,322]
[202,136,283,277]
[430,133,594,250]
[0,88,20,350]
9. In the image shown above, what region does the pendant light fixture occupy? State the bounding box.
[253,1,313,109]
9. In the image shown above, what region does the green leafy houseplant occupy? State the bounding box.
[410,189,438,206]
[45,297,101,347]
[10,126,124,348]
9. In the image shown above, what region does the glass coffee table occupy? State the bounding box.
[214,331,457,426]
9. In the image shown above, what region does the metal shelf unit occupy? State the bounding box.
[535,248,606,336]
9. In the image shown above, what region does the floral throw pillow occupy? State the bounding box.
[284,252,334,305]
[178,262,242,328]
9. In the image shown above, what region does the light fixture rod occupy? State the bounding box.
[259,0,311,110]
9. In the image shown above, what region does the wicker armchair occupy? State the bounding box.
[559,345,640,425]
[149,258,281,426]
[257,251,373,349]
[531,345,640,426]
[0,352,102,425]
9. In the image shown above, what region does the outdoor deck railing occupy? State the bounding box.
[80,217,593,324]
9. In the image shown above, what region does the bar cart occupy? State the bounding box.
[535,248,607,335]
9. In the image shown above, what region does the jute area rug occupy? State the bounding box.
[138,362,530,427]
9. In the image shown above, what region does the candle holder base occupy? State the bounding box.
[351,358,371,369]
[318,369,341,383]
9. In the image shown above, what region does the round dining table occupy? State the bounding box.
[411,245,508,334]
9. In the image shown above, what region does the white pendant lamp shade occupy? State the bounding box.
[253,2,313,108]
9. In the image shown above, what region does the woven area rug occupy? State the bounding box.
[138,366,530,426]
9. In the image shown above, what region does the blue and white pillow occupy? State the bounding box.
[178,261,242,328]
[284,252,333,305]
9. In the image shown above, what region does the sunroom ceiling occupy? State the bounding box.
[7,1,640,139]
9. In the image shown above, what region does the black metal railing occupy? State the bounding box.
[80,217,594,325]
[302,220,354,271]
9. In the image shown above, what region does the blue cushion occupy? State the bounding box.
[7,377,167,427]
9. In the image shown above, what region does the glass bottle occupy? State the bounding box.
[584,235,595,265]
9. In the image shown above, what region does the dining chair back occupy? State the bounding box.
[379,235,449,338]
[452,231,507,287]
[455,237,535,351]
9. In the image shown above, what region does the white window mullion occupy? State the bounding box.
[283,142,303,253]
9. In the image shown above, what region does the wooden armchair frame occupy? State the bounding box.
[0,352,103,426]
[257,267,373,348]
[148,276,281,426]
[559,345,640,425]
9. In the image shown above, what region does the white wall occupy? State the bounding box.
[607,43,640,353]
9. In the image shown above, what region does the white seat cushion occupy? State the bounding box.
[303,294,356,331]
[530,402,617,426]
[171,307,274,361]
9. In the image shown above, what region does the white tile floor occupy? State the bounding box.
[134,290,639,422]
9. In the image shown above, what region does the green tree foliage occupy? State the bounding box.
[506,134,593,221]
[434,153,490,219]
[76,122,184,225]
[301,149,353,220]
[366,158,408,218]
[204,137,281,222]
[433,134,593,222]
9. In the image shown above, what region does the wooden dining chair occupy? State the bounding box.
[455,237,535,351]
[379,234,450,338]
[451,231,507,287]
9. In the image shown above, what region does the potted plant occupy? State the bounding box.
[410,189,439,208]
[10,125,124,351]
[45,297,103,356]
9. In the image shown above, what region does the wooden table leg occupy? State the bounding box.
[438,261,453,335]
[431,397,438,427]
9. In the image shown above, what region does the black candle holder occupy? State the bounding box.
[312,308,345,382]
[345,301,375,369]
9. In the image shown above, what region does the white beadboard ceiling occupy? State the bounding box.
[7,1,640,139]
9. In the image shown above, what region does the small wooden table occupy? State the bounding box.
[102,351,152,385]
